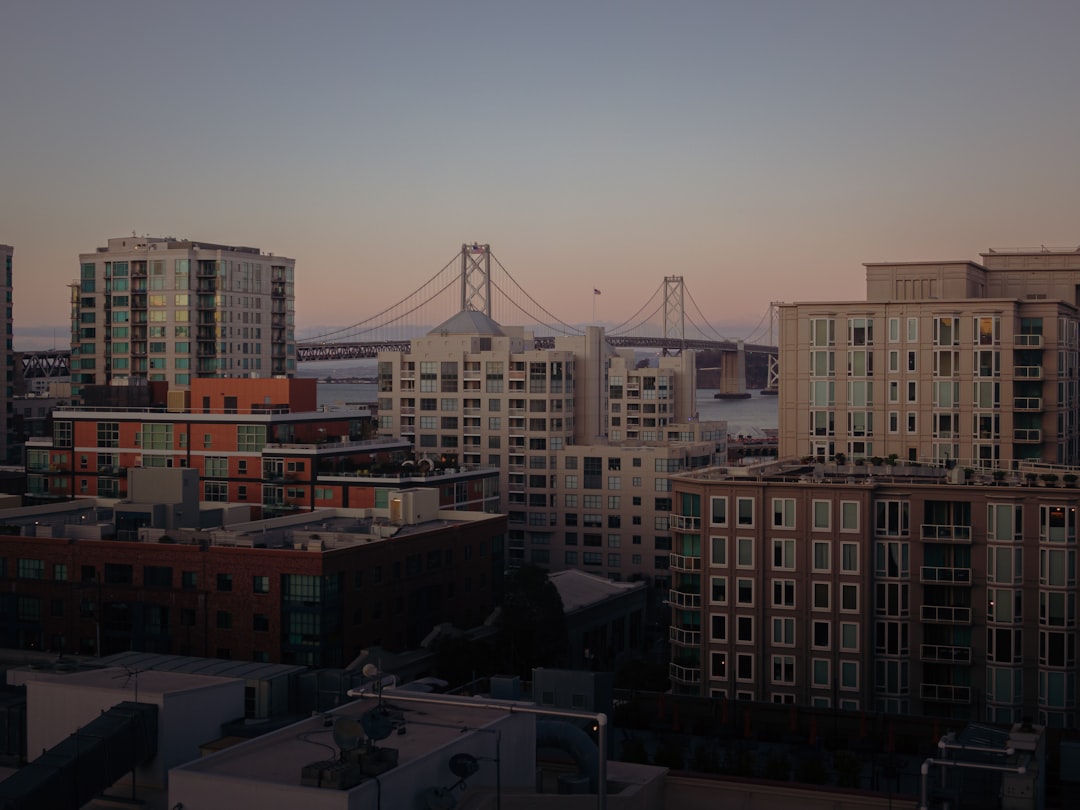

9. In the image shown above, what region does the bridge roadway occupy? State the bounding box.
[297,337,777,362]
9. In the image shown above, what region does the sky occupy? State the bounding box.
[4,1,1080,347]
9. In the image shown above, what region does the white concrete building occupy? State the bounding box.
[376,312,726,587]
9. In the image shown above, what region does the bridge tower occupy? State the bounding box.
[460,244,492,315]
[662,275,685,356]
[764,301,781,393]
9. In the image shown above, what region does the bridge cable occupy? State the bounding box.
[606,279,665,336]
[489,254,584,335]
[299,252,460,343]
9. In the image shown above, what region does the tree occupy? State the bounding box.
[495,564,568,677]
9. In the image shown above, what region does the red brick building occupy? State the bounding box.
[25,377,500,516]
[0,495,506,667]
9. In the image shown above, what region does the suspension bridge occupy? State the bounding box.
[296,244,777,386]
[19,244,779,392]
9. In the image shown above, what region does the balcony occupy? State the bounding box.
[920,683,972,703]
[919,566,972,585]
[920,644,972,664]
[1014,365,1043,379]
[1014,334,1043,348]
[669,662,702,685]
[920,605,972,624]
[669,513,701,532]
[669,553,702,572]
[1014,428,1042,443]
[669,626,701,647]
[667,588,702,609]
[1014,397,1043,411]
[920,524,972,542]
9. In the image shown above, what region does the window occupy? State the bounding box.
[253,576,270,594]
[772,498,795,528]
[842,542,859,572]
[737,537,754,567]
[840,501,859,531]
[772,580,795,608]
[710,576,727,604]
[772,539,795,570]
[216,610,232,629]
[217,573,233,592]
[812,501,830,530]
[841,622,859,651]
[253,613,270,632]
[841,584,859,611]
[736,498,754,527]
[711,615,727,641]
[773,616,795,644]
[813,541,830,572]
[710,536,727,566]
[737,578,753,605]
[736,653,754,681]
[710,497,728,526]
[813,621,830,649]
[17,559,44,580]
[104,563,133,585]
[771,655,795,684]
[813,659,831,687]
[205,456,228,477]
[813,583,831,610]
[711,652,727,678]
[875,500,910,536]
[737,616,753,642]
[237,425,266,452]
[841,662,858,690]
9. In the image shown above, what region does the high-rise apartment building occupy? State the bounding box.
[669,246,1080,728]
[377,312,726,586]
[1,244,12,462]
[71,236,295,397]
[778,247,1080,467]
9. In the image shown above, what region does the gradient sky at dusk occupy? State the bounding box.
[4,1,1080,346]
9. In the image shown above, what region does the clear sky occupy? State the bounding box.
[4,1,1080,346]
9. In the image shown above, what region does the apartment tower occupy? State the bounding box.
[71,236,295,397]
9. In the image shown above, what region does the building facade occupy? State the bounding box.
[0,496,506,665]
[24,377,500,516]
[70,236,296,397]
[670,465,1079,729]
[376,312,726,585]
[778,247,1080,467]
[1,245,12,462]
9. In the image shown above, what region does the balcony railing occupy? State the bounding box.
[1014,334,1043,348]
[920,605,972,624]
[1014,365,1043,379]
[920,644,973,664]
[669,513,701,532]
[669,626,701,647]
[1014,429,1042,442]
[667,589,702,609]
[919,566,972,585]
[920,683,972,703]
[1014,397,1043,411]
[669,553,702,572]
[669,662,702,685]
[920,524,972,542]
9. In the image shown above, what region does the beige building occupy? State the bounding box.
[667,246,1080,729]
[778,247,1080,467]
[377,312,726,586]
[70,236,295,397]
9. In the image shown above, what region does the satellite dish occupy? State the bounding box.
[360,707,397,742]
[332,717,364,754]
[449,753,479,780]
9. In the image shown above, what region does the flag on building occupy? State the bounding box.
[593,288,601,295]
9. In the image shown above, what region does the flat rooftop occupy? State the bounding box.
[175,691,514,786]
